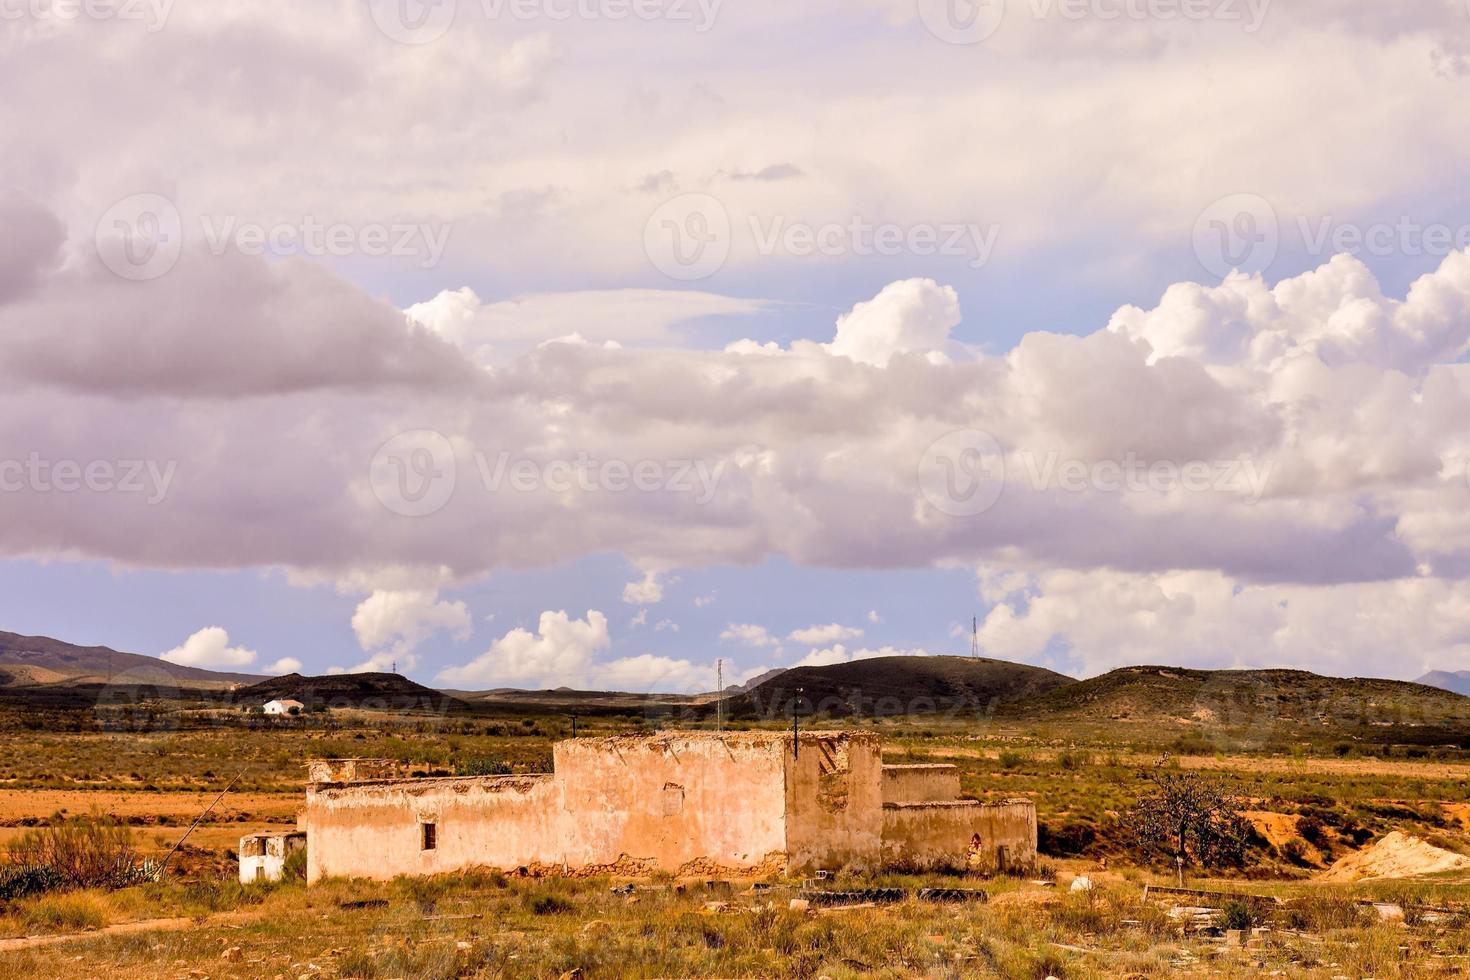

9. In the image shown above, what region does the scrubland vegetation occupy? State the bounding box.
[1,700,1468,977]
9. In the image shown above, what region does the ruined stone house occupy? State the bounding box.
[238,831,306,883]
[296,731,1036,884]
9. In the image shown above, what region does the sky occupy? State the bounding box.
[2,0,1470,691]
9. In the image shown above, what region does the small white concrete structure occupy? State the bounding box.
[239,832,306,883]
[262,699,304,716]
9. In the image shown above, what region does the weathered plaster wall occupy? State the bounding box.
[299,732,1037,884]
[554,733,789,874]
[306,759,402,784]
[783,732,885,873]
[881,764,962,804]
[238,832,305,884]
[881,799,1037,872]
[303,775,560,883]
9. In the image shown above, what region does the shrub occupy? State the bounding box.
[526,891,574,915]
[281,846,307,882]
[7,815,148,889]
[1297,816,1333,850]
[1039,819,1097,858]
[22,891,108,932]
[1217,900,1256,931]
[1279,838,1310,866]
[455,758,513,777]
[1281,894,1367,931]
[997,750,1026,770]
[0,865,65,901]
[1057,750,1092,771]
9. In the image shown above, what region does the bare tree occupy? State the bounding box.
[1126,758,1251,885]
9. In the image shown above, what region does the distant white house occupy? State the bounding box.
[262,699,304,716]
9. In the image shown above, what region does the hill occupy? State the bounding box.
[1008,665,1470,746]
[236,672,470,713]
[456,687,701,717]
[716,655,1075,721]
[0,629,261,691]
[1418,669,1470,698]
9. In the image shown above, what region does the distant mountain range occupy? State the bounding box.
[0,629,262,691]
[2,629,1468,743]
[1418,670,1470,697]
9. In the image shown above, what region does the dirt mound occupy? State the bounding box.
[1244,811,1326,867]
[1320,831,1470,882]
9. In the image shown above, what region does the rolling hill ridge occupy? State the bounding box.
[716,655,1076,720]
[1003,665,1470,745]
[0,629,262,691]
[237,672,471,712]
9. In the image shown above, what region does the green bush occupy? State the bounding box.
[1039,819,1097,857]
[281,846,307,882]
[1218,900,1255,931]
[0,865,65,901]
[526,891,574,915]
[7,815,148,889]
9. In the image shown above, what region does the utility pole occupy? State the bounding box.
[158,768,246,878]
[571,715,577,738]
[792,686,804,759]
[971,616,979,658]
[715,659,723,734]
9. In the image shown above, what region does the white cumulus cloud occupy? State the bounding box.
[350,589,472,672]
[436,609,611,688]
[720,623,779,647]
[261,657,303,675]
[787,623,864,645]
[159,627,257,669]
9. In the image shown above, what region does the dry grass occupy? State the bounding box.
[0,870,1466,978]
[1,704,1469,976]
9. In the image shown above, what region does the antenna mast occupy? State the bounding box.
[971,616,979,658]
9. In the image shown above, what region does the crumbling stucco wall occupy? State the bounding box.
[299,732,1037,884]
[881,799,1036,873]
[881,764,962,804]
[303,775,560,883]
[783,732,885,873]
[239,832,306,884]
[554,733,789,874]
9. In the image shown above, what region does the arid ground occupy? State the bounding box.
[2,704,1469,978]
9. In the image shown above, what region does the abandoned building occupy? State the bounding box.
[293,731,1036,884]
[238,831,306,883]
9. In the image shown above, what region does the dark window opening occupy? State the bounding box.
[421,822,437,850]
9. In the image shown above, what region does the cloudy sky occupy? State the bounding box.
[3,0,1470,690]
